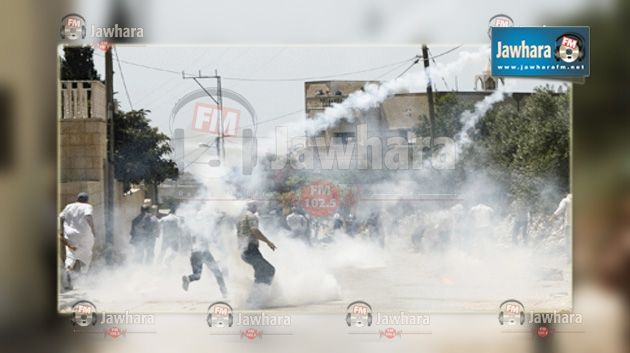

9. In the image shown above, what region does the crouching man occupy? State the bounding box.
[238,201,277,286]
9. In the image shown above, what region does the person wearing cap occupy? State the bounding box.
[59,192,96,290]
[130,198,160,264]
[237,201,277,286]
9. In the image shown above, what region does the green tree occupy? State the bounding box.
[433,92,473,137]
[475,87,570,210]
[113,109,179,193]
[60,46,100,80]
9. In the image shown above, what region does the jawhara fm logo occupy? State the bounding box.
[70,300,98,327]
[498,299,525,326]
[345,300,373,328]
[60,14,87,40]
[555,33,585,64]
[207,301,234,328]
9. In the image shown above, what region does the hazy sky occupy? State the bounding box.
[72,0,611,152]
[92,45,563,138]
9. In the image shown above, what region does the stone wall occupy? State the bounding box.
[59,80,147,265]
[59,118,107,182]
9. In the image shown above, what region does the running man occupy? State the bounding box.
[237,201,277,286]
[159,208,190,264]
[59,192,96,290]
[181,215,228,298]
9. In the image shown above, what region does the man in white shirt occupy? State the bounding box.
[59,192,96,290]
[553,194,572,230]
[469,203,495,242]
[552,193,572,259]
[181,213,227,298]
[286,207,310,245]
[159,208,190,264]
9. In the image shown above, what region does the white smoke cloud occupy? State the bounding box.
[302,46,490,137]
[61,47,570,314]
[453,82,512,157]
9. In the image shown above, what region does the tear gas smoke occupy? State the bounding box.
[60,47,570,313]
[302,47,490,137]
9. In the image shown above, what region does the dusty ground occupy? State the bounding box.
[59,233,571,314]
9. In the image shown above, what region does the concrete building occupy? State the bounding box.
[157,171,204,204]
[304,79,527,145]
[59,80,145,262]
[475,59,505,91]
[302,75,531,174]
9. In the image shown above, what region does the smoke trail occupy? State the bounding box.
[453,82,512,157]
[302,46,490,137]
[63,47,571,314]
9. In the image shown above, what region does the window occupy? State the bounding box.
[333,132,356,145]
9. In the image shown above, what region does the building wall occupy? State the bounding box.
[59,80,146,264]
[59,118,107,182]
[302,81,532,173]
[382,94,430,130]
[59,116,108,252]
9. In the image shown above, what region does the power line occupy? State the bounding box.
[430,44,463,59]
[170,108,304,142]
[98,45,463,85]
[375,59,415,79]
[95,51,189,75]
[181,138,218,169]
[113,46,134,110]
[221,57,417,82]
[95,51,418,82]
[428,47,460,91]
[240,108,304,129]
[396,55,422,78]
[392,45,463,80]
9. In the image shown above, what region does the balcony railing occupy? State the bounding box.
[61,80,106,119]
[305,95,347,110]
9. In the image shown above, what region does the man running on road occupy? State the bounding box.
[237,201,277,285]
[59,192,96,290]
[181,214,228,298]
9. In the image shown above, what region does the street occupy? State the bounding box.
[59,233,570,314]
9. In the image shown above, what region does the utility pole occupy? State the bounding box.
[182,71,224,160]
[104,46,115,265]
[216,70,225,160]
[422,44,436,149]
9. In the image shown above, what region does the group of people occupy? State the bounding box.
[59,190,572,294]
[508,193,573,248]
[59,193,278,301]
[407,194,573,252]
[279,207,383,246]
